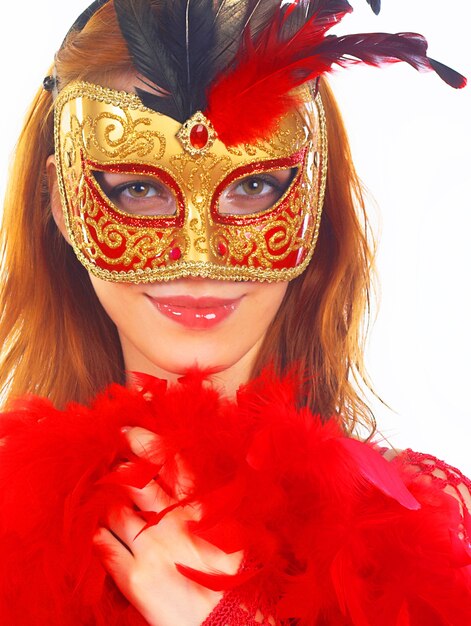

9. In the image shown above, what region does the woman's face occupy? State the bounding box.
[48,156,288,389]
[48,71,290,389]
[88,273,288,388]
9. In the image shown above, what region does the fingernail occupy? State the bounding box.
[120,426,132,434]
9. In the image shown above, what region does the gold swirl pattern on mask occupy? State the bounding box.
[169,151,233,243]
[54,81,327,282]
[87,110,166,161]
[226,116,309,158]
[61,109,166,168]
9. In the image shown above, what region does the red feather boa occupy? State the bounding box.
[0,371,469,625]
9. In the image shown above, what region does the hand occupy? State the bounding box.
[93,427,242,626]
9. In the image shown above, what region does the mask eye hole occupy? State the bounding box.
[217,167,298,217]
[93,170,178,217]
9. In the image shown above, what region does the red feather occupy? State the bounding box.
[338,437,420,510]
[205,4,466,146]
[0,372,470,624]
[175,563,258,592]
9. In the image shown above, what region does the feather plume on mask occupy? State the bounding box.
[112,0,282,122]
[71,1,466,144]
[204,0,466,146]
[113,0,197,121]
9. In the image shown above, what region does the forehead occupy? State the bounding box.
[55,82,317,175]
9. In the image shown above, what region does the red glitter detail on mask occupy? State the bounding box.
[85,158,186,229]
[217,241,227,257]
[190,124,209,150]
[169,247,182,261]
[210,149,306,226]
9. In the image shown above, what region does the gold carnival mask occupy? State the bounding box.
[54,81,327,283]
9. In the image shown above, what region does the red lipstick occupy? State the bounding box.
[147,295,241,330]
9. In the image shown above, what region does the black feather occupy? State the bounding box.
[114,0,222,120]
[366,0,381,15]
[211,0,252,75]
[114,0,187,120]
[279,0,353,42]
[243,0,279,39]
[315,31,466,89]
[157,0,218,114]
[428,58,466,89]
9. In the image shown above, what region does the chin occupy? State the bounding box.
[129,337,249,379]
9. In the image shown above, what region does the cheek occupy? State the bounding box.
[88,276,139,332]
[210,282,288,363]
[242,283,288,333]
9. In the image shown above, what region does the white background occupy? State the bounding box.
[0,1,470,474]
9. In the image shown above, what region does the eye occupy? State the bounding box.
[239,178,269,196]
[123,182,157,199]
[93,171,177,217]
[218,167,297,216]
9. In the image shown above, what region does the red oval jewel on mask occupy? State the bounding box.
[169,247,182,261]
[190,124,209,150]
[217,242,227,257]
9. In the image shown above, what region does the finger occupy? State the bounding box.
[104,460,158,492]
[107,506,149,548]
[173,453,196,499]
[128,477,175,512]
[127,478,201,529]
[123,426,162,463]
[111,460,178,511]
[93,526,134,570]
[123,427,195,499]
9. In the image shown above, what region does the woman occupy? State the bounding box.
[0,1,469,624]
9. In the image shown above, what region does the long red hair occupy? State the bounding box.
[0,2,377,436]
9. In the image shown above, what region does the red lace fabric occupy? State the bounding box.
[396,449,471,545]
[201,587,276,626]
[202,556,277,626]
[203,449,471,626]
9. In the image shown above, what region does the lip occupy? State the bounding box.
[146,295,242,330]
